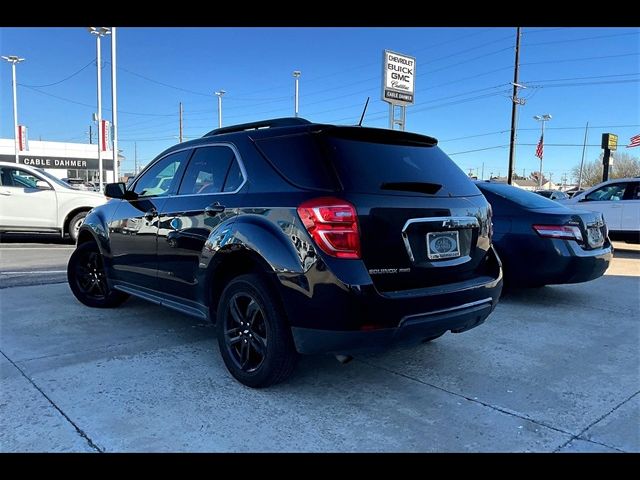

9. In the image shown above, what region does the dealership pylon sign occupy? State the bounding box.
[18,125,28,151]
[382,50,416,131]
[101,119,111,152]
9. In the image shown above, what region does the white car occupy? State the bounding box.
[558,177,640,242]
[0,161,107,242]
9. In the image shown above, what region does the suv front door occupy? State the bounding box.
[156,145,246,304]
[107,150,191,291]
[0,166,58,230]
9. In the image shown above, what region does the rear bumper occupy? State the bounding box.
[291,298,494,354]
[280,245,502,355]
[496,235,613,286]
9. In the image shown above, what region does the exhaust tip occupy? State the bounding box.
[335,354,354,364]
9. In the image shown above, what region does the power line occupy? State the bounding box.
[448,145,509,155]
[523,72,640,83]
[19,58,96,88]
[522,30,639,47]
[522,52,639,66]
[21,85,176,117]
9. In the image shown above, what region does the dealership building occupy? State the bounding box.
[0,138,122,184]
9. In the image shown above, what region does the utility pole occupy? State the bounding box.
[481,162,484,181]
[578,121,589,190]
[89,125,93,144]
[507,27,522,186]
[2,55,25,163]
[179,102,183,142]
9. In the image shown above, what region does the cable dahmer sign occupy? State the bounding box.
[382,50,416,105]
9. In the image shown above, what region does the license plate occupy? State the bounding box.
[426,231,460,260]
[587,226,604,248]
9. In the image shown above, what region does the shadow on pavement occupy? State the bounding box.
[0,233,73,245]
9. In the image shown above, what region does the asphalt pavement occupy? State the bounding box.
[0,236,638,452]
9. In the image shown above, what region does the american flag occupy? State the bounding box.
[535,134,544,159]
[627,133,640,148]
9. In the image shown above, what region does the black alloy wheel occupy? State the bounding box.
[217,274,297,388]
[67,241,129,308]
[223,292,269,373]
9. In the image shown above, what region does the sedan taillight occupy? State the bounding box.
[532,224,583,242]
[297,197,361,259]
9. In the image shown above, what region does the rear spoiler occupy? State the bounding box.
[312,125,438,147]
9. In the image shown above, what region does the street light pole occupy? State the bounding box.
[111,26,119,183]
[215,90,226,128]
[293,70,301,117]
[89,27,111,192]
[2,55,25,164]
[534,114,552,189]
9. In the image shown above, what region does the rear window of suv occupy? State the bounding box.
[323,135,479,197]
[255,129,480,197]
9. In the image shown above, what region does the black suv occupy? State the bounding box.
[68,118,502,387]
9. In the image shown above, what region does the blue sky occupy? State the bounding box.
[1,27,638,181]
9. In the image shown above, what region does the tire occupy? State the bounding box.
[216,274,298,388]
[67,241,129,308]
[68,212,88,243]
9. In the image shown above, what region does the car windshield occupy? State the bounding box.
[476,182,561,209]
[36,168,75,189]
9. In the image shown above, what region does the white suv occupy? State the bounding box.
[0,161,107,242]
[558,177,640,242]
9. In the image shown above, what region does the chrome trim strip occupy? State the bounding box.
[130,142,248,198]
[399,297,493,326]
[402,216,480,233]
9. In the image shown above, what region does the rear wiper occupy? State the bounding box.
[380,182,442,195]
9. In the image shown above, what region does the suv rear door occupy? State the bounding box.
[155,144,246,303]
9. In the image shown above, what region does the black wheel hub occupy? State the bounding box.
[74,250,108,300]
[223,293,268,373]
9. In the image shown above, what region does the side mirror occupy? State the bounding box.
[105,182,137,200]
[35,180,51,190]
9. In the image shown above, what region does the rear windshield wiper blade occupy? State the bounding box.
[380,182,442,195]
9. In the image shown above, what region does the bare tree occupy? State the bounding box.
[571,152,640,187]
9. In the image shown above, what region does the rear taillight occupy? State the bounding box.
[532,224,583,242]
[297,197,361,259]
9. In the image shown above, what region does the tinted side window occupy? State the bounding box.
[178,146,236,195]
[585,183,627,202]
[133,150,191,198]
[222,158,244,192]
[625,182,640,200]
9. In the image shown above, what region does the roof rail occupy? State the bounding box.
[203,117,311,137]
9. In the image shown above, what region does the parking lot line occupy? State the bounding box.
[0,270,67,275]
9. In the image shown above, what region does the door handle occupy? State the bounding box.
[144,209,158,221]
[204,202,226,217]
